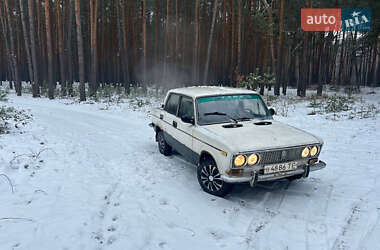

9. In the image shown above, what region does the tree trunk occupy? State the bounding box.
[141,0,146,84]
[337,32,345,85]
[19,0,34,86]
[57,0,66,96]
[275,0,285,96]
[4,0,22,96]
[36,0,46,84]
[28,0,39,97]
[192,0,199,82]
[65,0,74,96]
[122,0,130,93]
[154,0,160,83]
[230,0,235,82]
[317,32,324,96]
[89,0,98,96]
[261,0,276,76]
[75,0,86,101]
[0,1,13,89]
[203,0,218,83]
[236,0,241,76]
[175,0,179,75]
[116,0,122,86]
[45,0,54,99]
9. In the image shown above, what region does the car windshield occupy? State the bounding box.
[197,94,271,125]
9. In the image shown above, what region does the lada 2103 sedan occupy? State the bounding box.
[150,86,326,197]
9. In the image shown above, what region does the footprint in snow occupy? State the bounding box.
[158,241,167,248]
[107,225,117,232]
[209,230,226,240]
[159,198,168,206]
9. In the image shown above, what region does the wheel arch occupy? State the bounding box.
[199,150,216,165]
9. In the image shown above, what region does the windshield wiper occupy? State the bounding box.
[203,112,239,123]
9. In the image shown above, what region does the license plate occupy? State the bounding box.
[264,161,298,174]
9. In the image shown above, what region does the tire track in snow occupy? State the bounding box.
[244,182,288,250]
[356,207,380,250]
[331,202,363,250]
[304,183,334,250]
[243,180,335,250]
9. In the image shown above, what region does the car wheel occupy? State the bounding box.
[157,131,172,156]
[197,157,232,197]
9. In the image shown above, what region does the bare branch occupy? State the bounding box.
[0,173,14,193]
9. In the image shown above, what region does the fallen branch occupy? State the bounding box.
[34,189,48,195]
[0,173,14,193]
[0,217,34,222]
[29,147,51,159]
[9,153,29,165]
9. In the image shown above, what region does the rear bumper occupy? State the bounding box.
[221,160,326,184]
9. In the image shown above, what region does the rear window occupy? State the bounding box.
[164,94,180,115]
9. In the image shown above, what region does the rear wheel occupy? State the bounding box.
[197,157,232,197]
[157,131,172,156]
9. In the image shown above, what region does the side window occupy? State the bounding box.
[178,97,194,119]
[164,94,180,115]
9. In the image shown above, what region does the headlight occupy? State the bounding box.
[247,154,259,165]
[310,146,318,156]
[301,147,310,158]
[234,155,246,167]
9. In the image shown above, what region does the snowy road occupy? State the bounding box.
[1,95,380,250]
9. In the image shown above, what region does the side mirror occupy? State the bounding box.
[269,108,276,116]
[181,116,195,125]
[161,103,164,108]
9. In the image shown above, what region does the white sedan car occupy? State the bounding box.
[150,86,326,197]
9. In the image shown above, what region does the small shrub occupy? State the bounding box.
[323,94,354,113]
[0,88,8,102]
[264,95,278,106]
[0,106,32,134]
[240,69,275,92]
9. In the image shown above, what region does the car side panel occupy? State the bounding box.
[192,128,232,174]
[174,119,198,165]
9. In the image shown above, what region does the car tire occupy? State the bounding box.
[197,157,232,197]
[157,131,172,156]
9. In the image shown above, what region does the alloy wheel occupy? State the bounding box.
[200,164,224,192]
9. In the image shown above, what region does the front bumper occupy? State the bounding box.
[221,160,326,184]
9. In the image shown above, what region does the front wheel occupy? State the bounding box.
[197,157,232,197]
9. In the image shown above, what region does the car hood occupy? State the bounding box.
[199,120,322,153]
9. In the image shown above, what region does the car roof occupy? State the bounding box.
[168,86,258,98]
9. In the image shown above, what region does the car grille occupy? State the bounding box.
[259,147,304,164]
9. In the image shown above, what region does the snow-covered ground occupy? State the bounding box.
[1,85,380,250]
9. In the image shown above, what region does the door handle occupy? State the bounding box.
[173,121,177,128]
[160,114,163,120]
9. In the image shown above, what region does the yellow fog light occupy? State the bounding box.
[234,155,246,167]
[310,146,318,156]
[247,154,259,165]
[301,147,310,158]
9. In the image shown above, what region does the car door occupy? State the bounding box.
[162,93,180,148]
[175,96,197,164]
